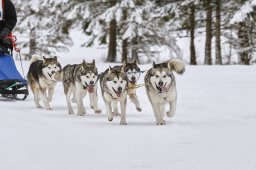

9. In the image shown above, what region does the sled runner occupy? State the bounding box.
[0,45,28,100]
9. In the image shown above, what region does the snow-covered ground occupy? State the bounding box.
[1,48,256,170]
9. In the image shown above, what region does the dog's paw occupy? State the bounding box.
[156,120,166,125]
[120,121,127,125]
[136,107,142,112]
[46,106,53,111]
[68,110,74,115]
[166,111,175,117]
[36,104,43,109]
[112,112,121,116]
[94,109,102,114]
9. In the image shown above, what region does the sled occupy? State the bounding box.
[0,47,28,100]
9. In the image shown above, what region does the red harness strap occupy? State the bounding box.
[5,33,20,52]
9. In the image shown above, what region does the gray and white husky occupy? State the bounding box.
[27,55,62,110]
[111,60,142,112]
[144,59,185,125]
[100,66,128,125]
[62,60,101,116]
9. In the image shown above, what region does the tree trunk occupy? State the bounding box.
[189,3,196,65]
[204,0,212,65]
[107,19,117,62]
[131,37,139,62]
[215,0,222,65]
[238,22,250,65]
[28,27,36,59]
[122,8,128,63]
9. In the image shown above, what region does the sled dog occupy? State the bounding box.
[27,55,62,110]
[123,60,142,111]
[100,66,128,125]
[144,59,185,125]
[62,60,101,116]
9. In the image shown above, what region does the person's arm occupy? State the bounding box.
[1,0,17,36]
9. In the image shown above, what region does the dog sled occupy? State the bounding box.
[0,44,29,100]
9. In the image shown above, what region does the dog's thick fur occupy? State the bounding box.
[62,60,101,116]
[27,55,62,110]
[100,66,128,125]
[144,58,185,125]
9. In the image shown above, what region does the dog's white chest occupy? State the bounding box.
[39,78,56,88]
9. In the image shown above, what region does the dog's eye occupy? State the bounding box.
[48,67,51,69]
[156,75,159,78]
[86,76,89,78]
[121,81,123,83]
[113,81,117,84]
[93,76,96,78]
[163,75,167,78]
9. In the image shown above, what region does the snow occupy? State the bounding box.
[1,48,256,170]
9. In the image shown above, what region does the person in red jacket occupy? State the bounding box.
[0,0,17,54]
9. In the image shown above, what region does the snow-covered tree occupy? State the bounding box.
[229,0,256,64]
[13,0,73,58]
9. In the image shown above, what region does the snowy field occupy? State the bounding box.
[1,49,256,170]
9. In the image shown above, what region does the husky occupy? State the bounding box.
[27,55,62,110]
[62,60,101,116]
[123,60,142,111]
[100,66,128,125]
[144,58,185,125]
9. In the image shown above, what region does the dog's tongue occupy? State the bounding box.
[160,86,168,93]
[88,85,94,93]
[116,92,121,97]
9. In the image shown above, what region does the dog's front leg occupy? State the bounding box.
[65,87,74,114]
[76,85,86,116]
[34,89,42,108]
[40,88,52,110]
[90,90,101,114]
[120,98,127,125]
[129,93,142,112]
[151,102,165,125]
[47,87,54,102]
[106,101,114,121]
[166,99,176,118]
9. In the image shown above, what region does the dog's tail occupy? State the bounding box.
[168,58,185,75]
[30,54,42,63]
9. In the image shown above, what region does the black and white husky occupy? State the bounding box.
[62,60,101,116]
[27,55,62,110]
[144,59,185,125]
[100,66,128,125]
[123,60,142,111]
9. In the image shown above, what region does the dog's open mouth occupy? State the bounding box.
[155,83,168,93]
[112,88,122,97]
[87,85,94,93]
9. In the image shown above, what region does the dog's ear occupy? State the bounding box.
[152,61,156,68]
[82,59,86,65]
[108,66,112,74]
[92,59,95,65]
[121,65,125,73]
[42,56,46,62]
[132,59,138,65]
[53,56,57,60]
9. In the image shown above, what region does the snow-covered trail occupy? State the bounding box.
[1,57,256,170]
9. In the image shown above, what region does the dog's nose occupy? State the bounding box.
[90,81,94,85]
[131,76,136,81]
[158,81,163,86]
[117,87,122,92]
[52,71,55,74]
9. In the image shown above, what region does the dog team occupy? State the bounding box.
[27,55,185,125]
